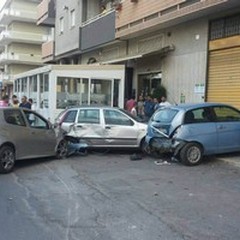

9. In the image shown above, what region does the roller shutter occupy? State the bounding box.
[207,47,240,109]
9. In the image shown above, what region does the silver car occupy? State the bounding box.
[55,106,147,149]
[0,108,68,173]
[146,103,240,166]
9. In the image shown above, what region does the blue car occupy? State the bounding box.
[145,103,240,166]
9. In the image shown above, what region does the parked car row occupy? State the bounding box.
[1,102,240,173]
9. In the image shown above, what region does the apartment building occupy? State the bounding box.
[0,0,48,97]
[14,0,240,120]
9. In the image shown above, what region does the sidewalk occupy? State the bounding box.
[216,153,240,168]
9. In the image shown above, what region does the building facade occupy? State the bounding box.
[14,0,240,120]
[0,0,48,97]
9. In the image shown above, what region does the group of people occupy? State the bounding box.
[125,95,171,120]
[0,94,33,109]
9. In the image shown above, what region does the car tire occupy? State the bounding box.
[56,139,68,159]
[180,142,203,166]
[0,146,15,174]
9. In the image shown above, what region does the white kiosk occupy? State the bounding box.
[14,65,125,122]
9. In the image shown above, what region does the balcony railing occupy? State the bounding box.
[0,53,43,65]
[0,30,47,45]
[42,40,55,62]
[80,10,116,51]
[37,0,55,26]
[0,8,37,25]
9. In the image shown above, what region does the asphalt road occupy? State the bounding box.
[0,151,240,240]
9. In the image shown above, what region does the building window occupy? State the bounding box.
[210,14,240,40]
[60,17,64,34]
[70,9,75,28]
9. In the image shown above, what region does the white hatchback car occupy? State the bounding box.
[55,106,147,150]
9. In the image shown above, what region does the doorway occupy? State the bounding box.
[138,72,162,98]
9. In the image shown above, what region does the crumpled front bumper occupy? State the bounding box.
[146,136,186,156]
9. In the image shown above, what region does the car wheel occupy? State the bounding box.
[180,142,203,166]
[0,146,15,174]
[56,139,68,159]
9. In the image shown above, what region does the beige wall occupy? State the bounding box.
[8,64,38,75]
[11,0,39,12]
[8,22,47,35]
[8,43,42,55]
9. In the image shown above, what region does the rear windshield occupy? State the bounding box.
[151,108,178,123]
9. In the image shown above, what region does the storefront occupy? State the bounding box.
[14,64,125,122]
[207,14,240,109]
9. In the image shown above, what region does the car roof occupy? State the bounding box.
[165,102,237,111]
[64,105,120,110]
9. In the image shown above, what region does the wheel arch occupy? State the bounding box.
[0,142,16,153]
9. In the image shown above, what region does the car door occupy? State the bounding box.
[103,109,138,147]
[3,109,35,159]
[182,107,218,154]
[70,108,105,146]
[212,106,240,153]
[22,109,57,157]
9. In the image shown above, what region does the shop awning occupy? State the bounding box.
[102,54,143,64]
[101,44,175,64]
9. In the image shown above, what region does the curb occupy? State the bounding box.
[217,157,240,168]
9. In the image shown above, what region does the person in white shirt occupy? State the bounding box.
[159,96,171,108]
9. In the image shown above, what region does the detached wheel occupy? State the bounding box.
[56,139,68,159]
[180,142,203,166]
[0,146,15,174]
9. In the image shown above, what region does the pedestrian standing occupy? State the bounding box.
[159,96,171,108]
[10,95,19,107]
[19,96,31,109]
[125,96,136,113]
[130,101,137,117]
[144,96,155,121]
[137,95,144,119]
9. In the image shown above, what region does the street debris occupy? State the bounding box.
[154,160,171,166]
[130,153,143,161]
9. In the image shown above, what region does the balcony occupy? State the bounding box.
[80,10,116,51]
[0,53,43,65]
[116,0,240,39]
[0,8,37,25]
[0,30,47,46]
[37,0,55,26]
[42,40,55,62]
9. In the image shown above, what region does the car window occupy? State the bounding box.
[213,106,240,122]
[104,109,134,126]
[63,110,77,123]
[78,109,100,124]
[152,108,178,123]
[184,108,212,124]
[23,110,50,129]
[4,109,26,126]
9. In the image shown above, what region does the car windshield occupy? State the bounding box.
[152,108,179,123]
